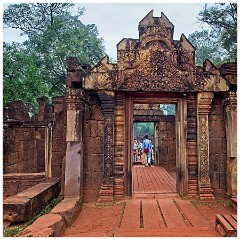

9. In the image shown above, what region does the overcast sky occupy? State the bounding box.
[2,1,210,61]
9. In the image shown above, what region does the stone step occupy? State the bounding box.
[3,179,60,222]
[215,214,237,237]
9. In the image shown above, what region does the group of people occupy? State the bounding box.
[133,135,154,166]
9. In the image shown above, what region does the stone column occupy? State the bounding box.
[223,91,237,197]
[64,88,85,200]
[97,90,115,205]
[197,92,215,200]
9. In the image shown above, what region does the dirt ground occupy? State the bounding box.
[192,199,236,228]
[60,201,126,237]
[60,198,236,237]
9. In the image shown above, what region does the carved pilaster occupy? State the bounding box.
[223,91,237,197]
[197,92,215,200]
[187,94,198,197]
[97,90,115,205]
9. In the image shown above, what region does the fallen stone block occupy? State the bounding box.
[16,213,65,237]
[51,198,82,226]
[3,180,60,222]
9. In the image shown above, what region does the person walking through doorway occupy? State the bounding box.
[142,135,151,167]
[133,139,138,162]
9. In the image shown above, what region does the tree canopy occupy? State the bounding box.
[3,3,105,112]
[188,3,237,66]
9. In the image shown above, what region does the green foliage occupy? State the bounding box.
[191,3,237,65]
[3,3,76,37]
[160,104,176,116]
[3,3,105,110]
[188,29,228,67]
[134,122,154,141]
[3,42,49,112]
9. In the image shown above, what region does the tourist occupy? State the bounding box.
[142,135,151,166]
[133,139,138,162]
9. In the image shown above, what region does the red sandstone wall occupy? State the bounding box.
[83,94,104,202]
[158,116,176,171]
[209,95,227,198]
[3,97,66,197]
[3,127,45,174]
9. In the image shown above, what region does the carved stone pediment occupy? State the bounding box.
[84,11,231,93]
[84,56,117,90]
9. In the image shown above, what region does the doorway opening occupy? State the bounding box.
[131,102,178,197]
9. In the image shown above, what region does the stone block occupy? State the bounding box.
[53,124,65,139]
[83,172,92,190]
[90,120,98,137]
[209,121,225,138]
[168,146,176,155]
[8,163,18,173]
[51,165,62,178]
[90,105,103,120]
[36,138,45,149]
[3,180,60,222]
[91,172,103,190]
[16,213,65,237]
[7,152,19,166]
[211,172,220,189]
[83,122,91,137]
[52,137,64,152]
[22,130,32,141]
[17,162,24,173]
[209,138,223,155]
[159,122,167,131]
[85,137,103,154]
[162,138,174,147]
[83,154,92,172]
[14,129,24,141]
[22,141,30,151]
[83,189,99,202]
[91,154,103,172]
[52,152,63,166]
[159,146,168,155]
[51,198,81,226]
[97,121,104,137]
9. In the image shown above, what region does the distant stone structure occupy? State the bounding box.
[3,10,237,215]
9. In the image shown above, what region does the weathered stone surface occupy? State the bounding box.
[16,213,65,237]
[3,180,60,222]
[51,198,81,226]
[3,172,45,198]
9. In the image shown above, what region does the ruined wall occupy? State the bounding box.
[83,93,104,202]
[4,127,38,173]
[158,115,176,171]
[209,95,227,198]
[51,97,66,179]
[3,97,66,197]
[3,100,45,174]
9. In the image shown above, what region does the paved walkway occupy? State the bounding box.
[115,198,220,237]
[132,165,177,198]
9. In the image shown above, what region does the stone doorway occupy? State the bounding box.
[125,93,187,197]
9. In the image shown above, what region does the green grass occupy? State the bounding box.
[3,198,57,237]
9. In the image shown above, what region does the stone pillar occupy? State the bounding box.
[64,57,86,201]
[64,88,85,200]
[97,90,115,205]
[223,91,237,197]
[197,92,215,200]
